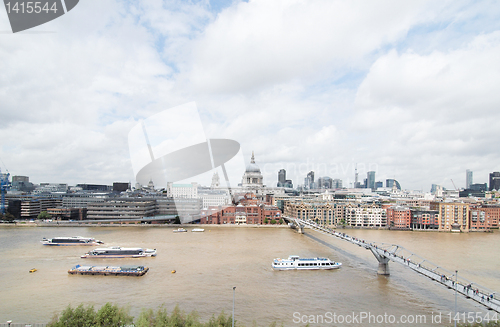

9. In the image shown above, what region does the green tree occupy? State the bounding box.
[264,218,269,224]
[38,211,51,220]
[4,212,15,221]
[185,310,203,327]
[168,305,185,327]
[48,303,132,327]
[47,304,96,327]
[135,308,156,327]
[136,304,205,327]
[270,219,276,225]
[206,311,232,327]
[278,218,283,224]
[95,302,133,327]
[155,305,171,326]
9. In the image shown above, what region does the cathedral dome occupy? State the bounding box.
[241,151,264,188]
[245,152,261,173]
[246,162,261,173]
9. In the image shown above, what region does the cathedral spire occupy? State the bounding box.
[251,151,255,164]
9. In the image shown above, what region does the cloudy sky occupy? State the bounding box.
[1,0,499,191]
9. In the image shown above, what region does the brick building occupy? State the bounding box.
[469,204,500,230]
[386,206,411,230]
[200,203,281,224]
[410,209,439,230]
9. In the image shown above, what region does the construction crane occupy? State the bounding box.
[0,168,11,215]
[451,179,458,191]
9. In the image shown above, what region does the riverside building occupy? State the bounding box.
[200,203,281,224]
[430,201,470,232]
[386,206,411,230]
[86,200,157,220]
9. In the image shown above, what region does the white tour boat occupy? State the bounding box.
[173,228,187,233]
[81,247,157,258]
[272,255,342,270]
[41,236,104,246]
[191,228,205,232]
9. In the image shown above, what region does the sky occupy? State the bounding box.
[1,0,500,191]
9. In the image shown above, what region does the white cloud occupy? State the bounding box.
[189,0,441,93]
[350,31,500,188]
[0,0,499,191]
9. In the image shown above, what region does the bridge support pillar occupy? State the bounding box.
[297,225,304,234]
[370,248,390,275]
[377,258,390,275]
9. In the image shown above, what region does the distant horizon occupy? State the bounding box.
[7,165,498,193]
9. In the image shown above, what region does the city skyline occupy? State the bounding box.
[7,165,500,193]
[1,1,500,191]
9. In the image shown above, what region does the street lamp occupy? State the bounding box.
[454,270,458,327]
[232,287,236,327]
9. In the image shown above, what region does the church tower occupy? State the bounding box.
[211,172,220,189]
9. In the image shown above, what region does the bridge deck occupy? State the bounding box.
[287,217,500,313]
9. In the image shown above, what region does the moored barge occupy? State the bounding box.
[81,247,157,258]
[68,264,149,276]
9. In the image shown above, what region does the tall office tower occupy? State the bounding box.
[367,171,376,190]
[316,176,324,189]
[490,172,500,191]
[431,184,438,194]
[277,169,286,187]
[354,164,359,188]
[307,171,315,189]
[332,179,342,189]
[466,170,473,189]
[317,176,332,189]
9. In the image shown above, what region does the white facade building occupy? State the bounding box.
[167,182,198,198]
[344,204,387,227]
[198,187,231,209]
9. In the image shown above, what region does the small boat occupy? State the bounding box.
[81,247,157,258]
[272,255,342,270]
[191,228,205,232]
[29,268,37,273]
[173,228,187,233]
[68,264,149,276]
[41,236,104,246]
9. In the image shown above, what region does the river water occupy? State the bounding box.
[1,225,499,326]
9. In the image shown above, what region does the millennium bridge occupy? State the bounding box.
[285,216,500,313]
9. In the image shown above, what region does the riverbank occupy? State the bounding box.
[2,221,495,233]
[1,221,290,228]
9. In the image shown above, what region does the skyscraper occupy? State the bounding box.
[490,172,500,191]
[466,169,473,189]
[332,179,342,189]
[305,171,315,189]
[277,169,286,187]
[317,176,332,189]
[354,164,359,188]
[367,171,376,190]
